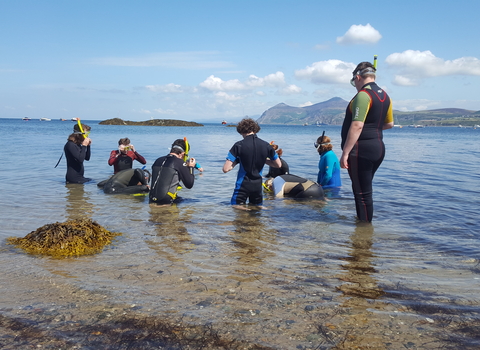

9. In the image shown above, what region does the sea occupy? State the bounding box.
[0,117,479,349]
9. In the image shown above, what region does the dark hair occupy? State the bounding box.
[118,137,130,145]
[73,123,91,133]
[352,61,376,78]
[67,133,84,145]
[170,139,187,155]
[236,117,260,135]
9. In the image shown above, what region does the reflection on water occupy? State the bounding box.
[228,209,277,267]
[337,223,384,300]
[146,204,194,262]
[65,183,95,221]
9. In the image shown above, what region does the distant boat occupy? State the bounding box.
[22,117,31,121]
[40,117,51,121]
[316,121,327,126]
[71,117,79,121]
[60,118,67,121]
[473,125,480,129]
[221,120,227,125]
[393,124,403,128]
[303,122,308,126]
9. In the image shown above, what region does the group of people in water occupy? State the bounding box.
[63,60,393,222]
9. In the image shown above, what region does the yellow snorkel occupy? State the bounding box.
[183,137,189,162]
[77,119,86,139]
[373,55,378,69]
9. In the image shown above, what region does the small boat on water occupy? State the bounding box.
[40,117,51,121]
[71,117,79,121]
[22,117,31,121]
[221,120,227,125]
[60,118,67,121]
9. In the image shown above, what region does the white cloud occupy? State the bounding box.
[153,108,176,114]
[146,83,183,93]
[386,50,480,86]
[199,71,286,92]
[277,84,302,95]
[314,43,330,50]
[299,101,313,107]
[214,91,243,101]
[89,51,235,70]
[336,24,382,45]
[295,59,356,84]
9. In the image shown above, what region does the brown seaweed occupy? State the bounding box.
[6,219,121,258]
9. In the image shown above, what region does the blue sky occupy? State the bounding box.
[1,0,479,122]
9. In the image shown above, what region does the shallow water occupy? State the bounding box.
[1,118,479,349]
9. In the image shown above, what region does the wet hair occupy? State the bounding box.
[73,123,91,133]
[118,137,130,146]
[316,135,333,155]
[352,62,376,79]
[271,143,283,157]
[236,117,260,135]
[170,139,187,155]
[67,133,84,145]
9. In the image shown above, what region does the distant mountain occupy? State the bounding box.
[257,97,480,126]
[257,97,348,125]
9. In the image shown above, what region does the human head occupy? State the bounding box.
[67,133,84,145]
[237,117,260,135]
[270,141,283,157]
[73,123,91,134]
[170,139,187,156]
[118,137,130,146]
[315,135,333,154]
[350,61,376,88]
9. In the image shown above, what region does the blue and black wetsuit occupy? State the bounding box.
[341,82,393,222]
[226,134,278,205]
[149,155,194,205]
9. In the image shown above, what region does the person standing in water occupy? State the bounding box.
[223,117,281,207]
[340,61,394,222]
[64,124,92,183]
[315,134,341,189]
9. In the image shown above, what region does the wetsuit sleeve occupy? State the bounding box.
[85,145,90,161]
[133,151,147,164]
[177,159,195,189]
[65,141,88,163]
[385,100,394,124]
[350,91,372,122]
[108,150,119,166]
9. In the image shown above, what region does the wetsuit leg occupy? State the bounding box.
[231,178,263,205]
[348,140,385,222]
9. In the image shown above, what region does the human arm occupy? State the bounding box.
[340,121,364,169]
[265,158,281,168]
[65,141,88,163]
[383,102,394,130]
[108,150,120,166]
[177,158,195,189]
[223,160,235,173]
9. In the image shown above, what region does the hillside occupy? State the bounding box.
[257,98,480,126]
[99,118,203,126]
[257,97,348,125]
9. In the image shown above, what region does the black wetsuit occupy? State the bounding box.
[341,82,393,222]
[102,168,149,194]
[149,155,194,205]
[273,174,324,199]
[64,140,91,183]
[226,134,278,205]
[266,158,289,178]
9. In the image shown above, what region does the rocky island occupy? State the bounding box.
[99,118,203,127]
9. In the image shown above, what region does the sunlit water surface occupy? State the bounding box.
[0,119,479,349]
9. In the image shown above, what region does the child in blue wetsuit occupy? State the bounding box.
[223,118,281,206]
[315,135,342,190]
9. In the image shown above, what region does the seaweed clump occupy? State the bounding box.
[7,219,121,258]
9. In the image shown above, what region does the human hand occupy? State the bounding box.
[340,153,349,169]
[188,157,196,167]
[82,137,91,146]
[129,144,136,152]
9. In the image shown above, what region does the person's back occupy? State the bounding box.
[315,135,341,189]
[149,139,196,205]
[223,118,281,206]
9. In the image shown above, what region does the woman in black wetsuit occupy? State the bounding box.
[64,129,92,184]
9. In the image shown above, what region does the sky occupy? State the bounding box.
[1,0,480,122]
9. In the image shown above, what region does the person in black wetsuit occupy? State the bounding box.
[103,168,149,194]
[223,117,281,206]
[341,61,394,222]
[64,125,92,183]
[149,139,196,205]
[265,142,289,179]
